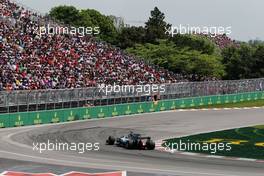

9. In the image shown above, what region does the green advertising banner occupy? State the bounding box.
[0,91,263,128]
[0,114,9,128]
[79,107,92,120]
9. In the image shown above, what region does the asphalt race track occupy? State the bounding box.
[0,108,264,176]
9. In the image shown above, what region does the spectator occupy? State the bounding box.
[0,0,216,91]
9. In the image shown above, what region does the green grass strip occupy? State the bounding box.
[163,125,264,160]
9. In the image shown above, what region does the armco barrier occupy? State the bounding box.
[0,91,263,128]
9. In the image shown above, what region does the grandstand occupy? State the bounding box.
[202,33,238,49]
[1,0,263,114]
[0,0,242,93]
[1,0,239,93]
[0,0,182,92]
[0,78,263,113]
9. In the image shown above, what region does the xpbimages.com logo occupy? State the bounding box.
[98,83,166,96]
[164,140,232,154]
[33,140,100,154]
[166,24,232,37]
[36,24,100,37]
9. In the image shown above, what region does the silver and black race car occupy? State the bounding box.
[106,132,155,150]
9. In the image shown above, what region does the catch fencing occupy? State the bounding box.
[0,91,263,128]
[0,78,263,113]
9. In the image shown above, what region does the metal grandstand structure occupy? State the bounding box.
[0,78,263,113]
[1,1,264,113]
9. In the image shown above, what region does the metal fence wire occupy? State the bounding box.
[0,78,263,113]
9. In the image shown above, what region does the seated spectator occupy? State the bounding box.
[0,0,217,91]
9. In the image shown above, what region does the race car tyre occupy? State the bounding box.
[106,136,115,145]
[125,140,134,149]
[146,139,155,150]
[138,140,144,150]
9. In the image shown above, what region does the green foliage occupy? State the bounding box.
[248,40,264,47]
[164,125,264,159]
[127,40,225,78]
[222,43,264,79]
[50,6,80,25]
[253,45,264,77]
[170,34,217,55]
[117,26,146,49]
[115,7,171,47]
[79,9,117,42]
[49,5,264,80]
[145,7,171,43]
[49,6,117,43]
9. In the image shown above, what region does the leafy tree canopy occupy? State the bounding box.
[145,7,171,43]
[49,6,117,42]
[127,40,225,78]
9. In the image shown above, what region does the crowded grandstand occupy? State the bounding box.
[0,0,179,91]
[0,0,242,92]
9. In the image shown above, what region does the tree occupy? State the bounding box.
[248,40,264,46]
[79,9,117,43]
[252,45,264,77]
[50,6,80,26]
[117,26,146,49]
[170,34,217,55]
[126,40,225,78]
[145,7,171,43]
[222,44,254,79]
[49,6,117,43]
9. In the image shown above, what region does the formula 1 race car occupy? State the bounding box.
[106,132,155,150]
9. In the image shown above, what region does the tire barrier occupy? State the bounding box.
[0,91,263,128]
